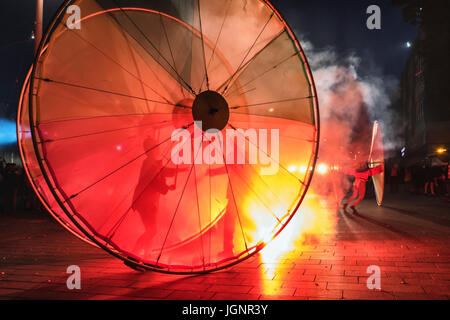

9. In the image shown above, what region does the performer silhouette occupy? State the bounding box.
[131,135,179,261]
[342,162,383,213]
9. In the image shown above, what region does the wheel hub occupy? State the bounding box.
[192,90,229,132]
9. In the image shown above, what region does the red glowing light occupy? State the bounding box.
[19,0,320,274]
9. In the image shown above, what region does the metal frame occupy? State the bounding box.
[24,0,320,274]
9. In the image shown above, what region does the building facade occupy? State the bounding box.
[400,30,449,166]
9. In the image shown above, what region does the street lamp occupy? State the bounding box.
[35,0,43,54]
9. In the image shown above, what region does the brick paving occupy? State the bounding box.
[0,193,449,300]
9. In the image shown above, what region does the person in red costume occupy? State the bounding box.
[342,162,383,213]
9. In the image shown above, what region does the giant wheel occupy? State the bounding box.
[19,0,320,273]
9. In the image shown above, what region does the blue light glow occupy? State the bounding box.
[0,119,17,145]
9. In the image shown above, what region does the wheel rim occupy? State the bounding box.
[23,0,320,274]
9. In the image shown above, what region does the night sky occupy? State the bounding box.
[0,0,418,120]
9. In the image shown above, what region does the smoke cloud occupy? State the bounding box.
[302,40,401,156]
[268,39,402,249]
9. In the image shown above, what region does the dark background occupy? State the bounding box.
[0,0,418,120]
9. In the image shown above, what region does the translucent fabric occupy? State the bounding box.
[368,121,384,206]
[18,66,95,245]
[21,0,319,273]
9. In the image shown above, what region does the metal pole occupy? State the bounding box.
[35,0,43,54]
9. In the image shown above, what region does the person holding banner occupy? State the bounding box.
[342,162,383,213]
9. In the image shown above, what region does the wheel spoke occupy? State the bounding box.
[227,123,306,186]
[160,14,186,98]
[193,132,206,269]
[157,134,204,263]
[197,0,210,92]
[215,28,284,94]
[219,12,275,95]
[65,25,173,105]
[111,2,197,95]
[200,0,233,92]
[63,122,194,201]
[38,112,180,125]
[217,134,249,252]
[228,142,284,222]
[230,96,313,110]
[224,52,297,98]
[35,77,192,109]
[104,126,193,242]
[208,141,212,265]
[39,119,174,143]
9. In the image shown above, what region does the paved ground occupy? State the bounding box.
[1,193,449,300]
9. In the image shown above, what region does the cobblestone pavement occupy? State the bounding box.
[1,193,449,300]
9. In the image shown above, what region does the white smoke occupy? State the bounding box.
[301,40,401,155]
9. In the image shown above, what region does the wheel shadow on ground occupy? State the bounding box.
[3,270,209,300]
[382,204,450,227]
[338,208,419,241]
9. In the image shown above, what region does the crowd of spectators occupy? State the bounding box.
[1,156,448,215]
[0,157,42,214]
[389,159,449,200]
